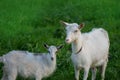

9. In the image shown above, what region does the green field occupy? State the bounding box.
[0,0,120,80]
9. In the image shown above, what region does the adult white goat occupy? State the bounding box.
[0,44,63,80]
[61,21,109,80]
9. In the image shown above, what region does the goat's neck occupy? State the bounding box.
[72,35,83,54]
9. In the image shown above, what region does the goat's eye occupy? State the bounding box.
[74,30,78,33]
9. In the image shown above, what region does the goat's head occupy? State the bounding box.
[44,44,63,60]
[61,21,84,44]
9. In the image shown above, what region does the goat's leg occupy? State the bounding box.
[91,67,97,80]
[101,60,108,80]
[83,66,90,80]
[74,66,80,80]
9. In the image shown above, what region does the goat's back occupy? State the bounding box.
[82,28,109,67]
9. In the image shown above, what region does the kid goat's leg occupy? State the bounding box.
[8,67,17,80]
[1,72,8,80]
[36,73,42,80]
[1,67,8,80]
[36,77,41,80]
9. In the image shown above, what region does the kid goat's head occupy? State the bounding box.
[61,21,85,44]
[44,44,63,60]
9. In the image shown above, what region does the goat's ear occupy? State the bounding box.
[57,44,64,50]
[78,23,85,29]
[60,20,68,26]
[43,43,49,49]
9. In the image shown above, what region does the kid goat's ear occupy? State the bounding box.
[78,23,85,29]
[57,44,64,50]
[43,43,49,49]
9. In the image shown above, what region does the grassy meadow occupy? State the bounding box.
[0,0,120,80]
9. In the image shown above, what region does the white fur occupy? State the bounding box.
[63,21,109,80]
[0,45,59,80]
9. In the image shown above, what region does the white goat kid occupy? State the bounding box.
[0,44,63,80]
[61,21,109,80]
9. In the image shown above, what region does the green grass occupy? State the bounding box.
[0,0,120,80]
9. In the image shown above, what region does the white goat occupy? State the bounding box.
[61,21,109,80]
[0,44,63,80]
